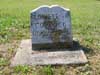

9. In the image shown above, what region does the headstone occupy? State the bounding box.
[31,5,73,49]
[11,5,88,66]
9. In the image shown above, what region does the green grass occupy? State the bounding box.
[0,0,100,75]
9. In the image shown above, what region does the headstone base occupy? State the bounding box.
[11,39,88,66]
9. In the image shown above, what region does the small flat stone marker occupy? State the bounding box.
[11,5,88,66]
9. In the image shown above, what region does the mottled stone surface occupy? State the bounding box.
[11,39,88,66]
[31,5,73,49]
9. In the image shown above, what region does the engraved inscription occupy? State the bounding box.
[31,5,72,45]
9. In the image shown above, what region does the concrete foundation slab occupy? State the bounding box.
[11,39,88,66]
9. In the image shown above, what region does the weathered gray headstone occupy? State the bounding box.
[11,5,88,66]
[31,5,73,49]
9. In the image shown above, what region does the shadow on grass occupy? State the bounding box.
[72,41,95,56]
[33,40,94,55]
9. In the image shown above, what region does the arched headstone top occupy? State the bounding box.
[31,5,70,13]
[31,5,73,49]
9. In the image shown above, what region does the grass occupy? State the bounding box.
[0,0,100,75]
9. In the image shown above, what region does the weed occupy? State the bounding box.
[43,65,53,75]
[14,65,30,73]
[0,58,9,66]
